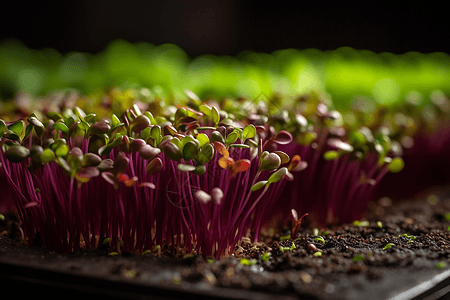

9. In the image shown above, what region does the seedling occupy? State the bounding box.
[312,228,319,236]
[353,220,370,227]
[313,251,322,257]
[291,209,309,239]
[314,237,325,244]
[383,243,395,250]
[279,246,291,253]
[240,258,257,265]
[262,252,272,262]
[280,235,291,241]
[436,262,446,269]
[377,221,383,229]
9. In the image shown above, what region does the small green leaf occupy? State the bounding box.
[242,124,256,141]
[196,133,209,147]
[436,262,446,269]
[41,148,56,164]
[55,144,69,157]
[0,119,6,138]
[210,131,225,144]
[193,164,206,175]
[323,150,339,161]
[182,141,199,161]
[377,221,383,228]
[280,235,291,241]
[267,167,288,184]
[251,180,268,192]
[240,258,257,266]
[54,122,69,135]
[211,106,220,125]
[383,243,395,250]
[262,252,271,262]
[198,143,215,164]
[225,131,239,146]
[229,144,250,149]
[388,157,405,173]
[7,120,24,140]
[199,104,212,116]
[313,251,322,257]
[314,237,325,244]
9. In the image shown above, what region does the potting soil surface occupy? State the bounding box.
[2,185,450,299]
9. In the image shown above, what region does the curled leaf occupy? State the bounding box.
[273,131,293,145]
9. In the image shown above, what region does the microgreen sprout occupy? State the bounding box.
[291,209,308,239]
[353,220,370,227]
[262,252,272,262]
[280,235,291,241]
[383,243,395,250]
[153,245,161,257]
[436,262,446,269]
[0,214,5,222]
[377,221,383,229]
[444,213,450,221]
[314,237,325,244]
[279,246,290,253]
[240,258,257,265]
[322,230,330,236]
[313,251,322,257]
[312,228,319,236]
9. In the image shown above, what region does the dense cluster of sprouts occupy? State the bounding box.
[0,89,425,258]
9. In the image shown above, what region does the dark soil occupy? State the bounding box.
[3,186,450,300]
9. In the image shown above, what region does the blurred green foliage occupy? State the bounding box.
[1,39,449,110]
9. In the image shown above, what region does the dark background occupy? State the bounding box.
[1,1,449,57]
